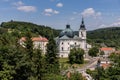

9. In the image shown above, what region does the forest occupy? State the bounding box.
[87,27,120,49]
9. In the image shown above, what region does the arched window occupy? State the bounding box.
[68,43,69,45]
[61,47,64,51]
[75,42,76,45]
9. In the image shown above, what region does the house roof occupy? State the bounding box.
[101,63,110,69]
[20,36,48,42]
[100,47,114,51]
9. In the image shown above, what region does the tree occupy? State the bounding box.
[32,49,45,80]
[0,46,16,80]
[88,47,99,57]
[69,48,85,64]
[45,35,60,74]
[25,31,33,59]
[70,72,86,80]
[100,51,105,57]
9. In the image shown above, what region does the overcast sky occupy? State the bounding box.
[0,0,120,30]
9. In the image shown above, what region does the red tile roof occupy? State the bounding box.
[100,47,113,51]
[20,36,48,42]
[101,63,110,69]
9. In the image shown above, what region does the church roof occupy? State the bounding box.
[73,35,79,39]
[59,35,70,39]
[59,17,86,39]
[59,24,74,38]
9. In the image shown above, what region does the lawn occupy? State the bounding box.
[59,58,89,70]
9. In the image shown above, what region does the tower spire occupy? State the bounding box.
[80,16,86,30]
[82,16,84,24]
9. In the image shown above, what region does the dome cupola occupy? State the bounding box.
[59,24,74,38]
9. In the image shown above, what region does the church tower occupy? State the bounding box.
[79,17,87,50]
[79,17,86,39]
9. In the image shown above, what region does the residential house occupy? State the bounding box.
[100,47,115,57]
[19,36,48,54]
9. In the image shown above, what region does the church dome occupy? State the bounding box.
[59,24,74,38]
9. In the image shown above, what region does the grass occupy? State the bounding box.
[59,58,89,70]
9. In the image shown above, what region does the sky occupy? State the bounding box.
[0,0,120,30]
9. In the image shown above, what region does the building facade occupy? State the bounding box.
[55,18,91,58]
[100,47,115,57]
[19,36,48,54]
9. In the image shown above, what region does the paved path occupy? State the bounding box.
[62,57,99,80]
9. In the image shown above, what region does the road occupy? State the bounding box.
[62,57,99,80]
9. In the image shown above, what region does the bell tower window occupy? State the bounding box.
[61,47,64,51]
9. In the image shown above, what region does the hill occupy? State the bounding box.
[0,20,60,39]
[87,27,120,49]
[1,20,120,49]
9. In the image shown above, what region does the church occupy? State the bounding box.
[55,18,91,58]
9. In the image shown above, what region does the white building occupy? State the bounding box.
[100,47,115,57]
[19,36,48,54]
[55,18,91,58]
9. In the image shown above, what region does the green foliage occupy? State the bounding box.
[0,21,65,80]
[100,51,105,56]
[0,21,60,39]
[45,36,60,74]
[70,72,86,80]
[69,48,85,64]
[87,27,120,49]
[88,47,99,57]
[43,73,65,80]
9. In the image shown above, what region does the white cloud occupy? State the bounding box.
[96,12,101,16]
[44,8,53,13]
[81,8,101,17]
[54,10,59,14]
[98,24,107,28]
[12,1,37,12]
[13,1,24,6]
[98,21,120,29]
[44,8,59,16]
[110,22,120,27]
[17,6,36,12]
[118,18,120,21]
[70,17,75,20]
[56,3,63,7]
[44,13,52,16]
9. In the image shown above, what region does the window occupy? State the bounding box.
[75,42,76,45]
[81,32,83,37]
[61,47,64,51]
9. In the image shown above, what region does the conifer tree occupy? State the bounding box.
[45,33,60,74]
[32,48,45,80]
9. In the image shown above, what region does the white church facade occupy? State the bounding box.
[55,18,91,58]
